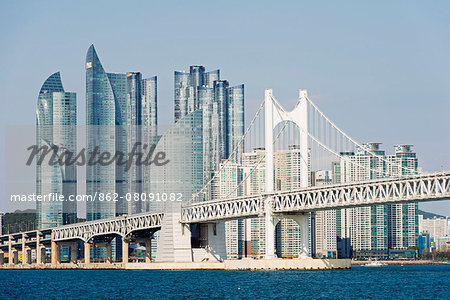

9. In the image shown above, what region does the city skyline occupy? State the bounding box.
[0,2,449,298]
[1,1,449,217]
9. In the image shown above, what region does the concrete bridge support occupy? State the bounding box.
[145,240,151,263]
[22,234,26,265]
[70,242,77,264]
[25,248,32,264]
[122,240,129,263]
[291,214,311,258]
[36,232,41,264]
[105,243,112,264]
[8,236,13,265]
[36,247,45,264]
[13,250,19,264]
[84,242,91,265]
[0,251,4,265]
[51,240,59,265]
[156,206,192,262]
[204,223,226,261]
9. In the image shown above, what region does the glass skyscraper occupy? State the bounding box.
[174,66,244,201]
[127,72,158,214]
[36,72,77,229]
[86,45,128,221]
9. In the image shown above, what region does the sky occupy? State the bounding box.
[0,0,449,215]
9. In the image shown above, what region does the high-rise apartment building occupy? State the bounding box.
[313,170,337,258]
[332,143,421,258]
[386,145,419,249]
[36,72,77,229]
[274,145,310,258]
[126,72,158,214]
[220,146,312,259]
[215,162,244,259]
[174,66,244,200]
[334,143,388,258]
[419,215,450,244]
[241,148,266,258]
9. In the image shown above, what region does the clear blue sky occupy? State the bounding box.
[0,0,449,215]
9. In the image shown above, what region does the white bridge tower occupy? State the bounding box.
[264,88,310,259]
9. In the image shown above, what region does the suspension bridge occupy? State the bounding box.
[1,88,449,267]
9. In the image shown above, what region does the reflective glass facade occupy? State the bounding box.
[127,73,158,214]
[86,45,117,222]
[36,72,77,229]
[174,66,244,201]
[149,110,203,213]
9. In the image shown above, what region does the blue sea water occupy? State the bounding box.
[0,265,449,299]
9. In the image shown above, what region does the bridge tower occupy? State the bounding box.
[264,88,310,259]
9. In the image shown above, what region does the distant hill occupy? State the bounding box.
[417,209,447,219]
[2,209,36,234]
[1,209,86,234]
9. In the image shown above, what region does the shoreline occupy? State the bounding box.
[0,259,351,270]
[351,260,449,266]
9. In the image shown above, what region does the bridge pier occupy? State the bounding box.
[84,242,91,265]
[291,214,311,258]
[8,236,13,265]
[145,240,151,263]
[36,231,42,264]
[122,240,129,263]
[106,243,112,264]
[156,205,192,262]
[36,247,45,265]
[25,248,32,264]
[0,251,4,265]
[21,234,26,265]
[70,242,77,264]
[264,202,280,259]
[12,250,19,264]
[51,240,59,266]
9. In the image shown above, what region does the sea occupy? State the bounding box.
[0,265,448,299]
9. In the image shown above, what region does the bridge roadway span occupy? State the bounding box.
[182,171,450,222]
[0,171,448,266]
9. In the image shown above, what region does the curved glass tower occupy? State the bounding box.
[36,72,77,229]
[86,45,117,221]
[86,45,128,222]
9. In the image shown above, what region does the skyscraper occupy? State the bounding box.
[386,145,419,249]
[334,143,389,258]
[174,66,219,122]
[86,45,129,260]
[86,45,128,221]
[274,145,310,258]
[313,170,337,258]
[174,66,244,201]
[127,72,158,214]
[219,146,312,259]
[36,72,77,229]
[215,161,244,259]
